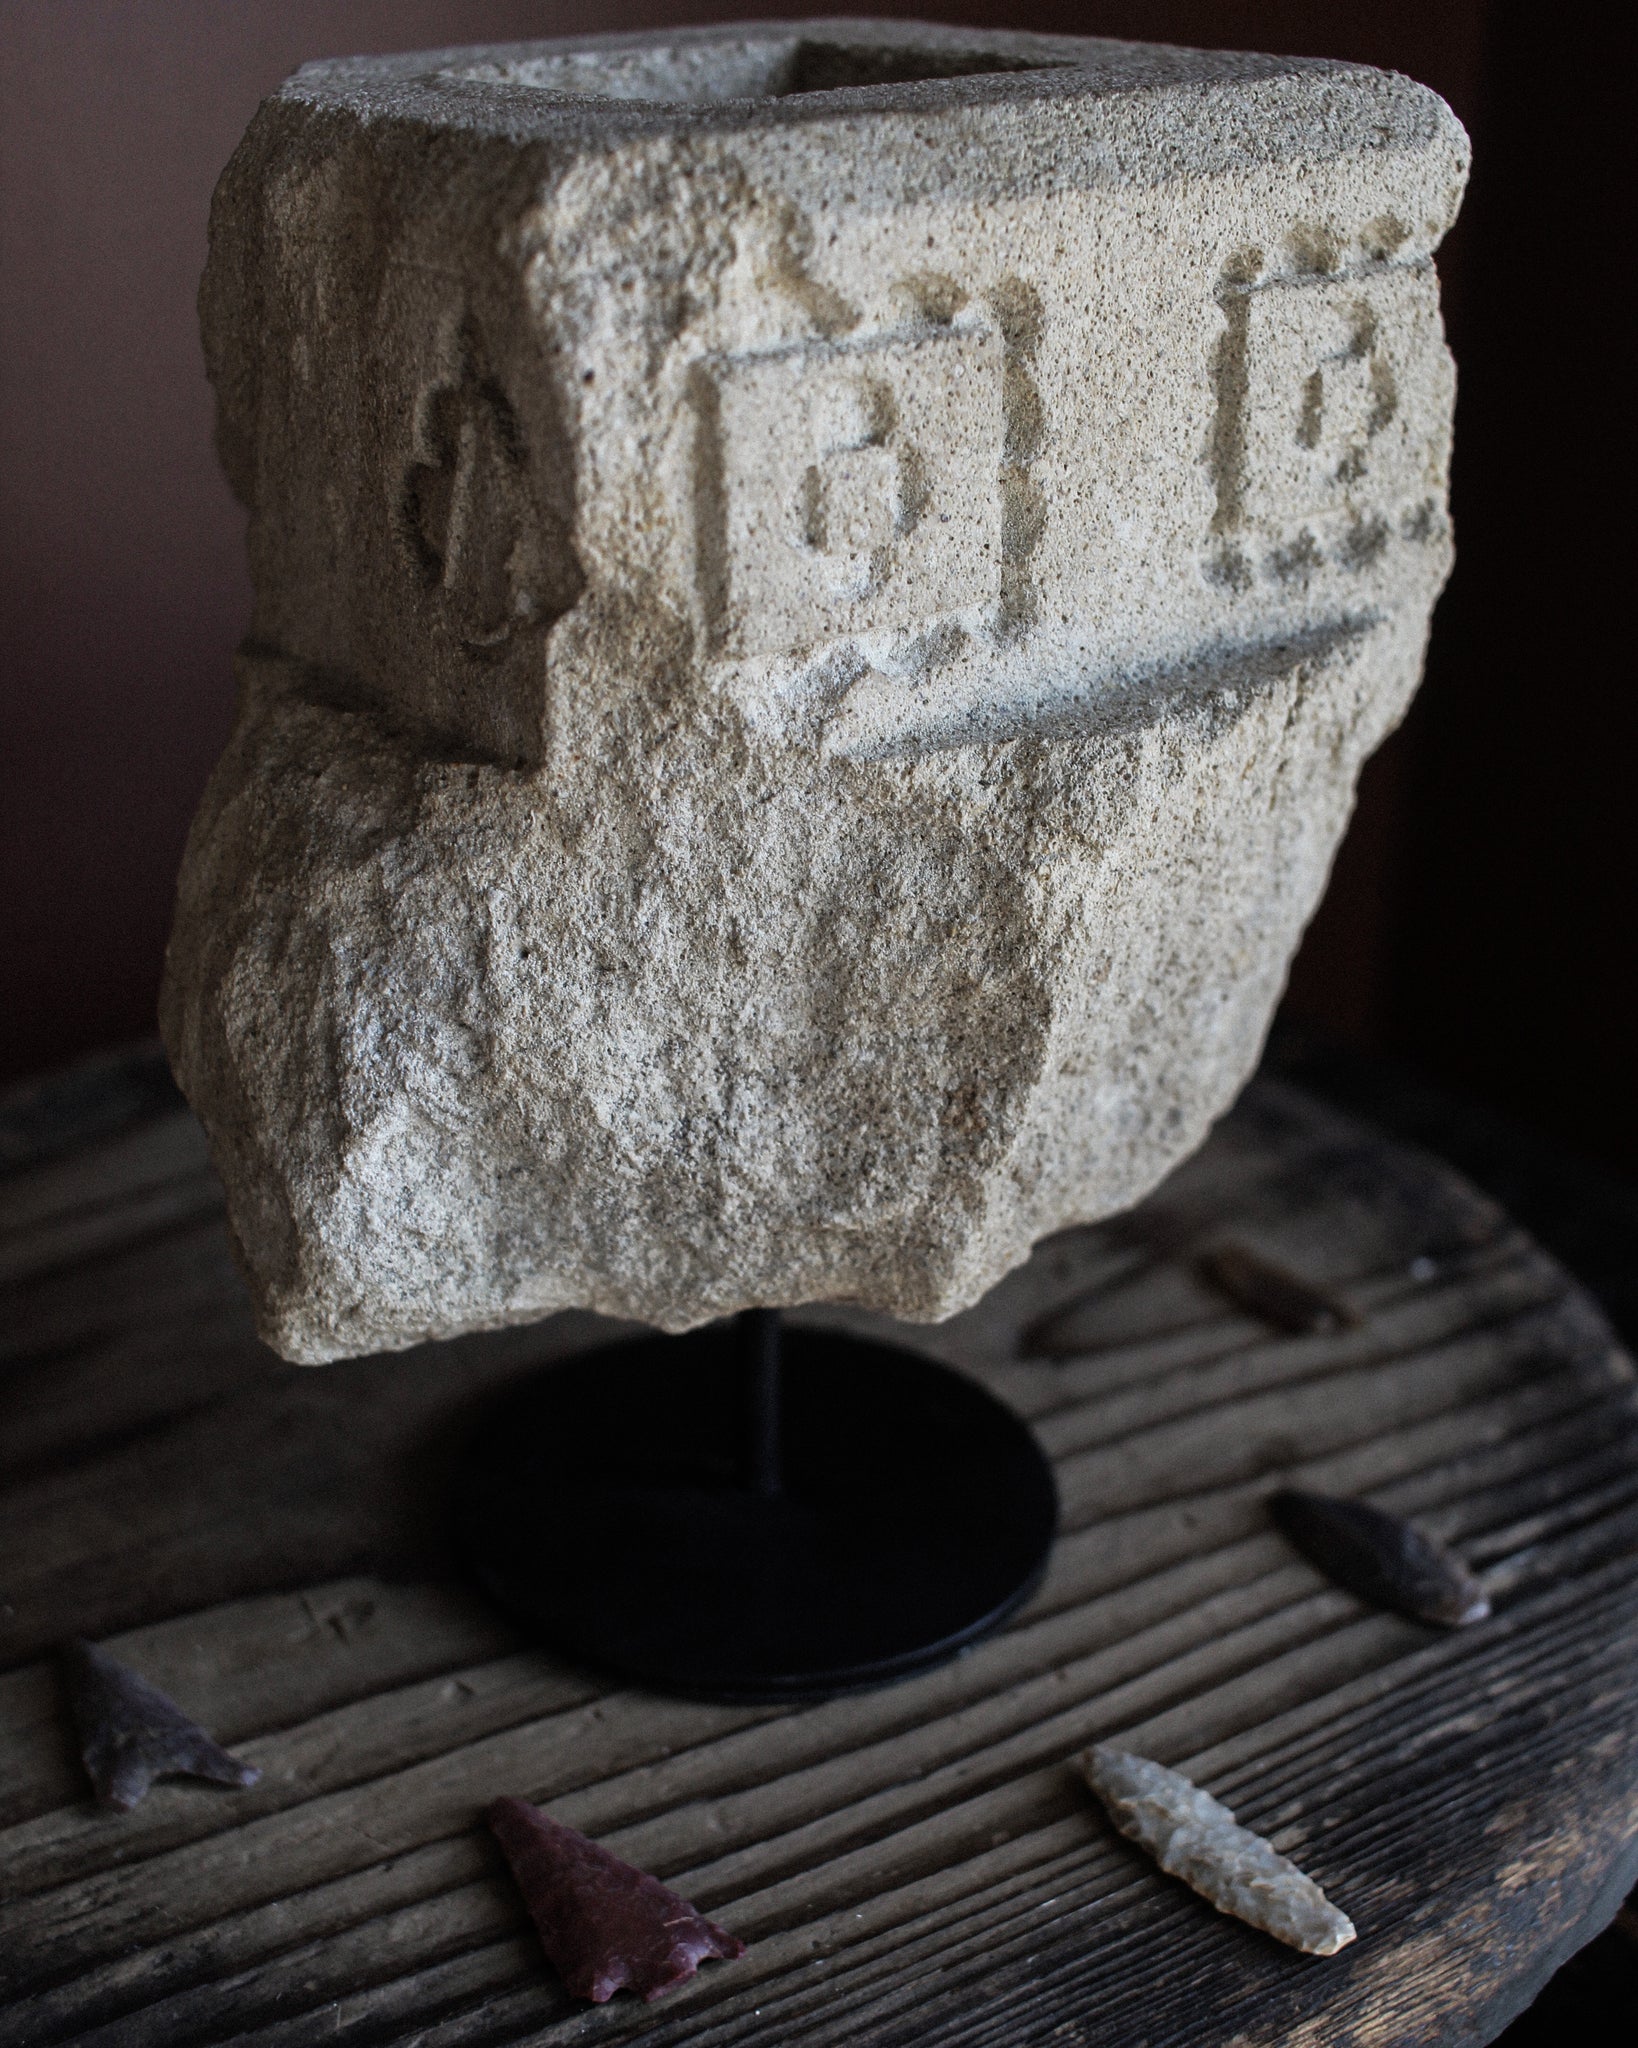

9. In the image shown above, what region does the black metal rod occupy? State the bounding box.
[740,1307,782,1498]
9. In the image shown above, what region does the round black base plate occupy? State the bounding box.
[454,1327,1058,1701]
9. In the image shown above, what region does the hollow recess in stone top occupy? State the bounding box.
[447,34,1074,104]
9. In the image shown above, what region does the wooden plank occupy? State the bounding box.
[1,1059,1635,2047]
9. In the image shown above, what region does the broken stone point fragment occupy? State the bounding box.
[162,20,1468,1361]
[1271,1487,1492,1626]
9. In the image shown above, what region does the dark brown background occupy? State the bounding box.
[1,1,1629,1169]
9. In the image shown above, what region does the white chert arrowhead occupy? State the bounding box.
[161,21,1467,1361]
[1079,1744,1357,1956]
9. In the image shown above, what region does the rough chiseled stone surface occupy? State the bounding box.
[162,20,1467,1361]
[1079,1744,1358,1955]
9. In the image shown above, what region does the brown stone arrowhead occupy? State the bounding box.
[1271,1488,1491,1626]
[488,1795,745,2003]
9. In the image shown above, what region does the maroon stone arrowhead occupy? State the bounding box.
[62,1638,261,1811]
[488,1795,746,2003]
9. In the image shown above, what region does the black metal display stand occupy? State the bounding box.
[454,1310,1059,1700]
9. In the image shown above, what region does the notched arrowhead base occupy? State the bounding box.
[62,1638,261,1812]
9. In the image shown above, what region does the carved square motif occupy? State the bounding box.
[701,327,1003,659]
[1239,265,1445,534]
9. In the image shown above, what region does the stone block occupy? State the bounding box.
[163,20,1467,1360]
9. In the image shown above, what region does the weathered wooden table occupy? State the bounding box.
[3,1049,1637,2046]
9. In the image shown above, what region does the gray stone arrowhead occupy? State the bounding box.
[64,1639,261,1812]
[1080,1743,1357,1955]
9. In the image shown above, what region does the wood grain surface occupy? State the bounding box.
[2,1049,1636,2047]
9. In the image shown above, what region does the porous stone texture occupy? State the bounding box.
[163,20,1468,1362]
